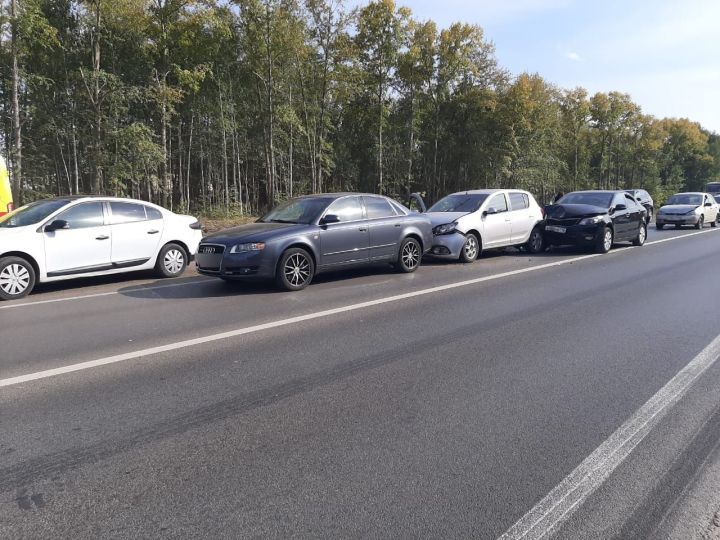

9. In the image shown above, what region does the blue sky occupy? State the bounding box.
[352,0,720,132]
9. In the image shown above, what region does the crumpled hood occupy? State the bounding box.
[202,222,310,244]
[545,204,608,219]
[424,212,470,227]
[658,204,698,214]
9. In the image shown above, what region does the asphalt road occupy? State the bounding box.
[2,225,720,538]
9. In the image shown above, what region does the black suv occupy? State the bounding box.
[626,189,654,223]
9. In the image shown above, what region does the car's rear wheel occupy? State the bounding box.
[525,227,544,254]
[595,227,613,254]
[712,215,717,228]
[696,216,704,229]
[459,233,480,263]
[633,223,647,246]
[397,237,421,273]
[155,243,187,278]
[0,256,36,301]
[276,248,314,291]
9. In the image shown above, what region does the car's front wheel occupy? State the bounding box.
[595,227,613,254]
[276,247,315,291]
[712,214,718,228]
[633,223,647,246]
[459,233,480,263]
[0,256,36,301]
[696,216,704,229]
[397,237,422,273]
[155,243,188,278]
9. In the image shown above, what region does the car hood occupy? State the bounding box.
[424,212,470,227]
[202,222,310,244]
[659,204,698,213]
[545,204,608,219]
[0,224,35,236]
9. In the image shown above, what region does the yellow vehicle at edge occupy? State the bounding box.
[0,156,13,216]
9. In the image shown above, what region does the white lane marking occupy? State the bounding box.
[499,332,720,540]
[1,228,716,312]
[0,277,216,311]
[1,227,718,388]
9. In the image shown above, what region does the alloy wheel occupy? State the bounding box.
[603,230,613,251]
[0,264,30,296]
[402,241,420,270]
[639,225,646,244]
[284,253,311,287]
[463,236,479,260]
[529,230,543,252]
[164,249,185,274]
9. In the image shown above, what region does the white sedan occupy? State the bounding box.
[0,196,203,300]
[425,189,545,262]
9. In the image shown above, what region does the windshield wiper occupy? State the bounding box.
[270,219,298,224]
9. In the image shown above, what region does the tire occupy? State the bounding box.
[275,247,314,291]
[525,227,544,254]
[0,256,36,301]
[695,216,704,230]
[647,208,653,224]
[595,227,613,254]
[656,223,664,230]
[459,233,480,263]
[633,223,647,246]
[155,243,188,278]
[397,237,422,273]
[712,215,717,228]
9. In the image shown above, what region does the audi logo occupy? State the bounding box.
[200,246,217,254]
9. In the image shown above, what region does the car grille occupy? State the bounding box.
[546,217,582,226]
[198,244,225,254]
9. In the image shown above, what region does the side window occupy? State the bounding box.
[625,194,638,206]
[110,202,147,224]
[614,194,627,208]
[145,206,163,220]
[326,197,363,222]
[488,193,508,213]
[55,202,105,229]
[509,193,529,211]
[364,196,396,219]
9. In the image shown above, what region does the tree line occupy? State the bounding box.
[2,0,719,214]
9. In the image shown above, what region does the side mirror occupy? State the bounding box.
[483,207,498,216]
[704,202,712,207]
[45,219,69,232]
[320,214,340,225]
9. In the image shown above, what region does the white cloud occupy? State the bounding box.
[565,52,581,61]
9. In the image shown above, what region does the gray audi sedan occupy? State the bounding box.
[196,193,433,290]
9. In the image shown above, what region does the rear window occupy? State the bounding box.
[364,196,396,219]
[110,202,147,224]
[509,193,529,211]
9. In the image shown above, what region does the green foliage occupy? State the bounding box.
[0,0,718,213]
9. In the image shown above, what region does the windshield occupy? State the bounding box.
[707,184,720,194]
[715,195,720,203]
[258,197,333,224]
[667,194,702,206]
[0,199,72,228]
[557,192,613,208]
[428,194,488,213]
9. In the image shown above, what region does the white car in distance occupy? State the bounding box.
[0,196,203,300]
[426,189,545,262]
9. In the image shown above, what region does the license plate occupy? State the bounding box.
[546,225,566,234]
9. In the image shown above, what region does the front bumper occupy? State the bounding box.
[196,247,276,279]
[655,214,699,226]
[427,232,467,259]
[543,223,604,246]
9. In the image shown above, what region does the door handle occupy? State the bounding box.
[358,227,367,232]
[96,235,110,240]
[147,229,160,234]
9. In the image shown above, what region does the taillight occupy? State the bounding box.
[189,221,202,230]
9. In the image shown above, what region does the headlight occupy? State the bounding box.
[685,208,699,215]
[433,222,457,235]
[230,242,266,253]
[579,215,605,226]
